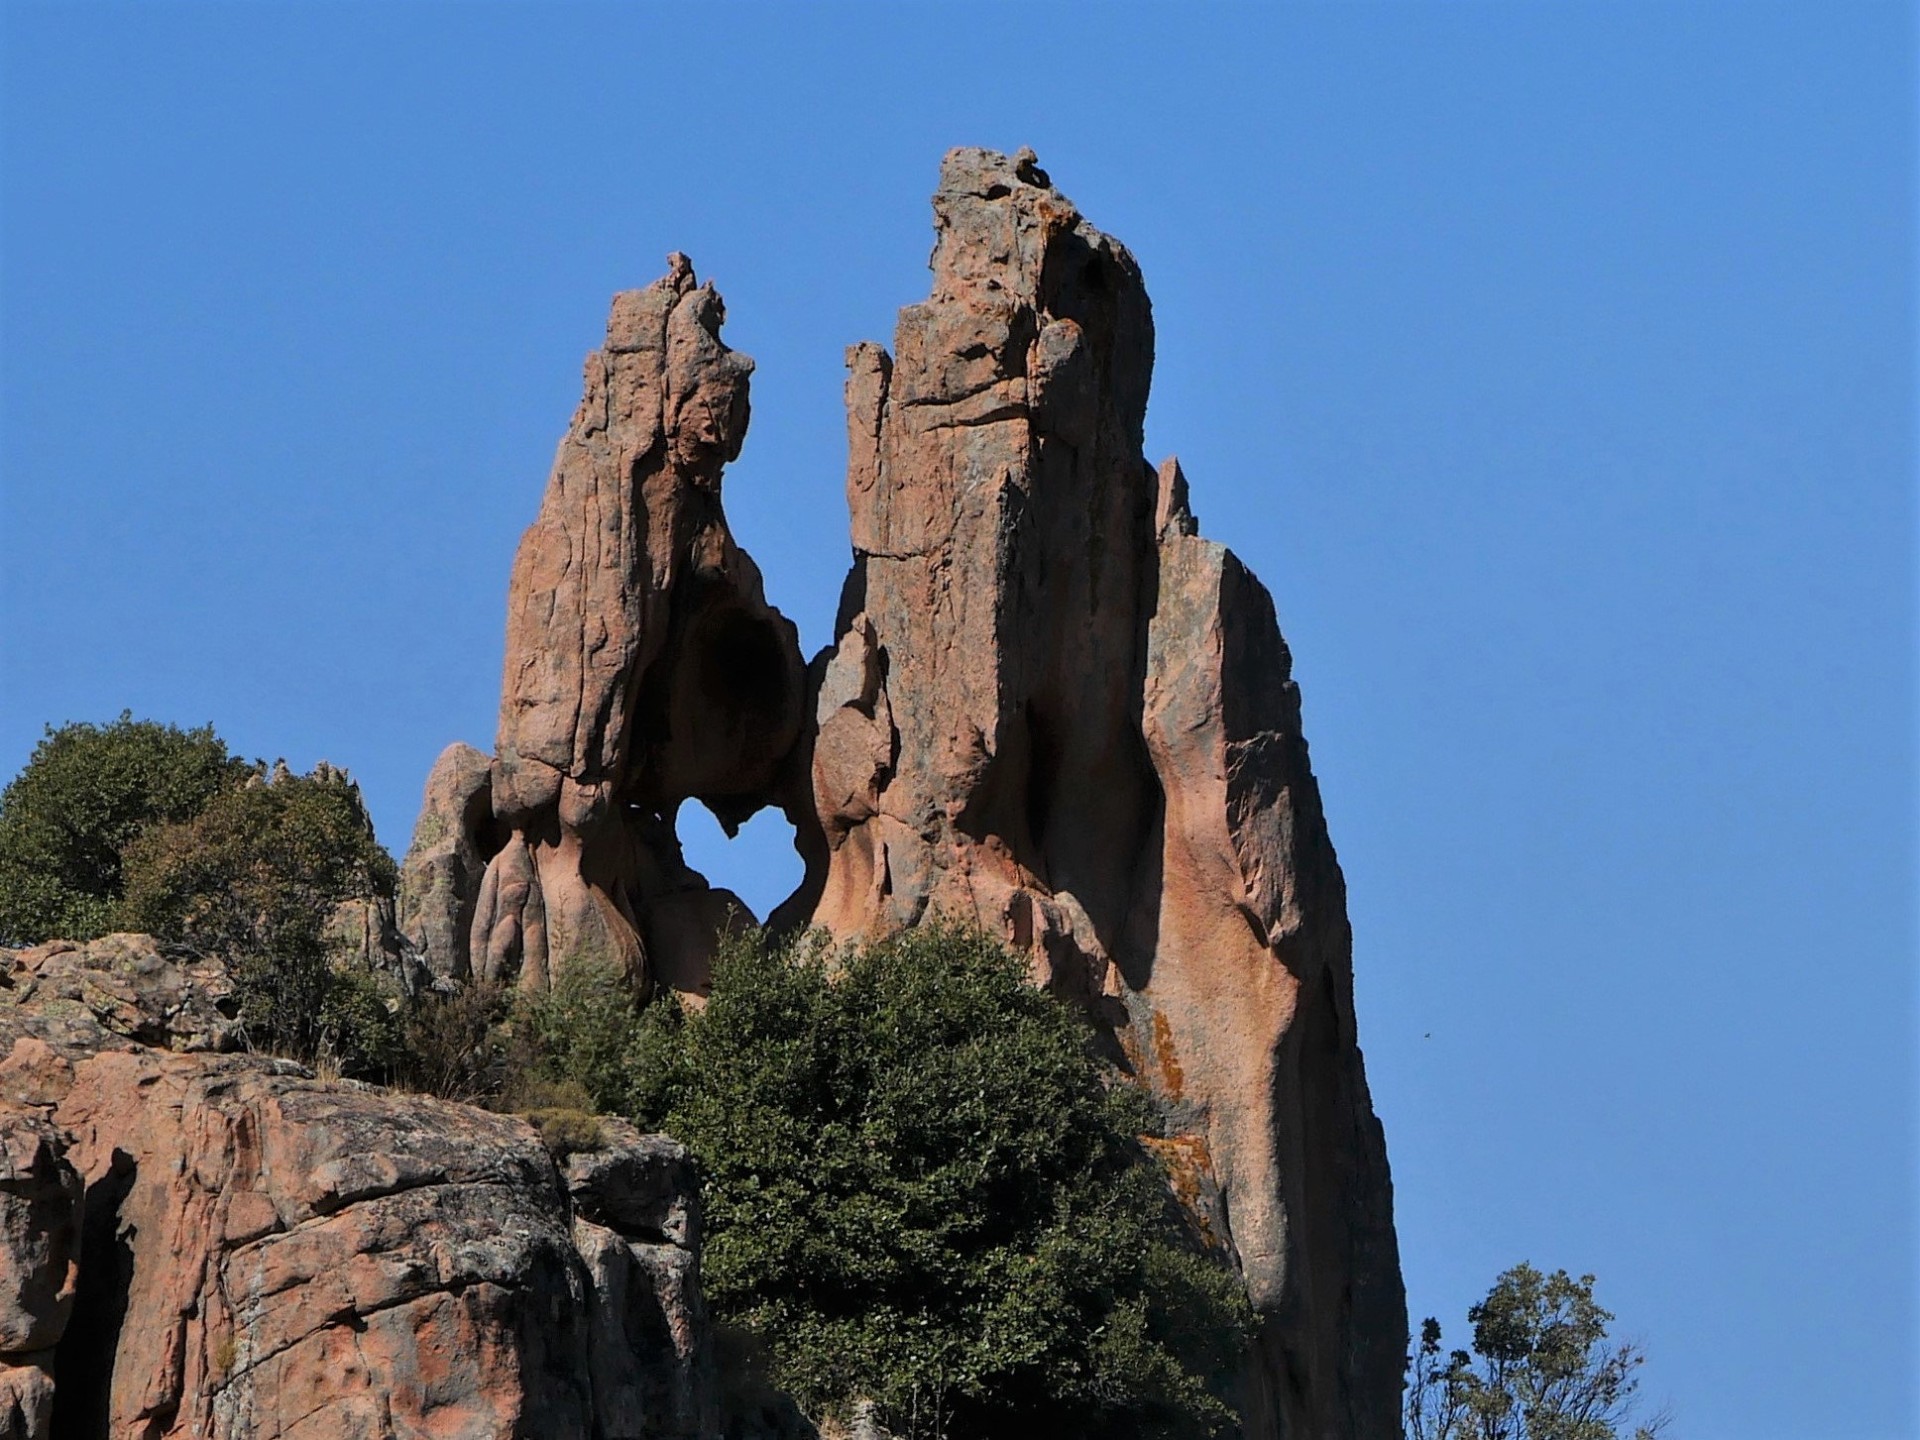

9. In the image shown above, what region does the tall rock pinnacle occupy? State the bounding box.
[399,147,1405,1438]
[809,147,1404,1435]
[469,255,808,997]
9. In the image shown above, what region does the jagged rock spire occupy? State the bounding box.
[810,147,1405,1435]
[470,255,807,997]
[400,152,1404,1438]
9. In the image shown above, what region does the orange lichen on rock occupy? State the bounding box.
[1151,1011,1187,1102]
[1142,1132,1222,1248]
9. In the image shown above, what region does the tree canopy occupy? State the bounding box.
[0,713,250,944]
[0,717,400,1071]
[117,761,400,1069]
[525,922,1253,1440]
[1405,1264,1667,1440]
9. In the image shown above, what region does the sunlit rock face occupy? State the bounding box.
[806,146,1405,1437]
[457,254,810,1002]
[0,942,716,1440]
[399,146,1405,1437]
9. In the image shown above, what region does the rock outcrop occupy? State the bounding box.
[0,1111,80,1437]
[396,741,495,982]
[0,943,717,1439]
[0,932,243,1058]
[398,147,1404,1437]
[469,254,810,1001]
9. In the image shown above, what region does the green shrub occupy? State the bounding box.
[117,763,395,957]
[514,955,655,1117]
[224,947,402,1078]
[501,1075,608,1158]
[393,979,511,1103]
[617,922,1252,1440]
[0,714,250,944]
[117,761,399,1072]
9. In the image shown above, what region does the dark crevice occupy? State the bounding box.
[51,1147,139,1440]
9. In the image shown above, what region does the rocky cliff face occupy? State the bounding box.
[0,937,715,1439]
[391,145,1406,1438]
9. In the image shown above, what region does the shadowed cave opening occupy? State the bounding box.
[691,606,792,729]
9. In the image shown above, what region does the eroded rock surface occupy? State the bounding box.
[396,741,495,982]
[0,1110,80,1438]
[464,255,809,1000]
[0,932,243,1059]
[808,148,1405,1435]
[397,147,1405,1438]
[0,946,716,1440]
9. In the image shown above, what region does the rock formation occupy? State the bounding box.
[466,254,809,1001]
[803,147,1403,1436]
[395,741,494,980]
[0,937,716,1439]
[0,1111,79,1436]
[398,146,1404,1437]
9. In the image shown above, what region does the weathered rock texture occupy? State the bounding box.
[396,741,495,982]
[807,148,1404,1435]
[0,943,716,1439]
[468,254,809,1000]
[400,147,1404,1438]
[0,1110,79,1437]
[0,932,243,1058]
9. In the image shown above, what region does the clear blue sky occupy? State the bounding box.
[2,4,1912,1435]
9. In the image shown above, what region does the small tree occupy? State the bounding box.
[534,923,1253,1440]
[0,713,249,944]
[117,761,400,1071]
[1405,1264,1668,1440]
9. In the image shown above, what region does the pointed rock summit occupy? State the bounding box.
[809,146,1404,1436]
[401,147,1404,1437]
[458,255,808,998]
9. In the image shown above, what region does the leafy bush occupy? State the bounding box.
[117,761,400,1071]
[1405,1264,1668,1440]
[393,979,511,1103]
[504,1075,607,1158]
[0,713,249,944]
[566,922,1255,1440]
[117,762,395,956]
[515,953,656,1117]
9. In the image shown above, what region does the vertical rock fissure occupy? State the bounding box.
[49,1148,136,1440]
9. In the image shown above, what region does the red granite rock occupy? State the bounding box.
[473,256,809,999]
[395,741,495,981]
[395,148,1405,1438]
[0,941,716,1438]
[808,148,1405,1435]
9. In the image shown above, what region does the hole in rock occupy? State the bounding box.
[675,799,803,927]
